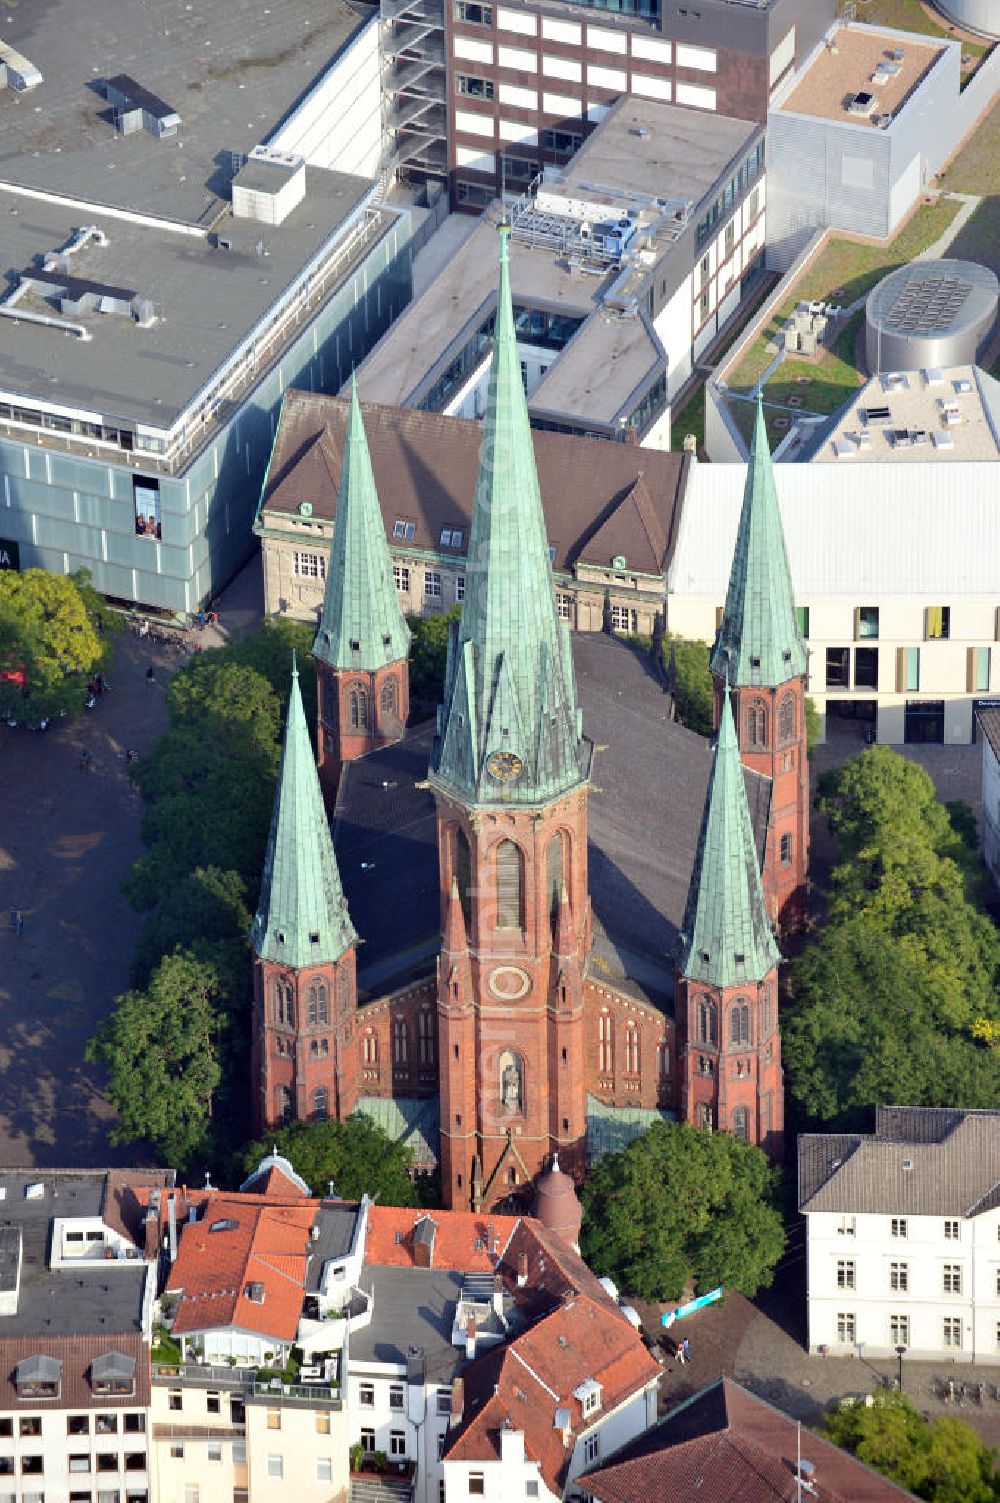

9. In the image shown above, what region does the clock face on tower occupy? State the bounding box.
[486,749,524,784]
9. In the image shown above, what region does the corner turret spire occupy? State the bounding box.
[313,376,410,674]
[251,662,357,968]
[709,396,807,688]
[678,686,780,989]
[431,223,589,805]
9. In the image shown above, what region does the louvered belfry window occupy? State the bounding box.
[495,840,524,930]
[546,832,563,933]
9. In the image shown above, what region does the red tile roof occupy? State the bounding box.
[165,1192,317,1343]
[580,1379,919,1503]
[365,1207,520,1271]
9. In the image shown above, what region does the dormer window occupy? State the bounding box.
[245,1282,265,1304]
[393,519,416,541]
[574,1377,602,1417]
[90,1352,136,1398]
[15,1355,62,1400]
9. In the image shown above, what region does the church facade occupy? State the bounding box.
[250,228,808,1207]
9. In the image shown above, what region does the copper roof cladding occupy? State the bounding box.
[258,392,687,580]
[0,1334,151,1415]
[581,1378,920,1503]
[798,1106,1000,1218]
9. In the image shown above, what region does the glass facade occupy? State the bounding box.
[695,141,766,249]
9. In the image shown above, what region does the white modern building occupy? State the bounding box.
[800,1107,1000,1364]
[669,363,1000,745]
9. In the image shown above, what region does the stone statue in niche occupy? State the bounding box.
[500,1049,523,1113]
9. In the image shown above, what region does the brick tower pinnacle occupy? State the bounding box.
[429,223,593,1210]
[710,395,809,930]
[251,656,359,1132]
[676,685,784,1159]
[312,377,410,806]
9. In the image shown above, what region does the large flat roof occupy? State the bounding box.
[808,365,1000,464]
[565,97,759,207]
[0,0,369,228]
[0,171,375,430]
[777,23,944,124]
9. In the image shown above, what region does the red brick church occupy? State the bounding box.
[250,227,808,1209]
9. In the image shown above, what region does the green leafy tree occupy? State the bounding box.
[579,1120,785,1301]
[0,567,108,725]
[408,607,460,706]
[665,635,715,737]
[821,1392,999,1503]
[131,866,251,988]
[785,748,1000,1127]
[87,950,224,1166]
[804,695,820,756]
[240,1116,418,1206]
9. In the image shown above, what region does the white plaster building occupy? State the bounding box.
[799,1108,1000,1364]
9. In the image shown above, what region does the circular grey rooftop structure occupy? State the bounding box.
[865,258,999,373]
[931,1,1000,38]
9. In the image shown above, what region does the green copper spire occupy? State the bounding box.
[430,225,588,806]
[251,657,357,969]
[678,688,780,989]
[709,396,807,688]
[313,378,410,673]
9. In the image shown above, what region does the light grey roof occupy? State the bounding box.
[16,1355,62,1383]
[798,1108,1000,1217]
[91,1351,137,1381]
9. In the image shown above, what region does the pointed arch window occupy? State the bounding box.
[696,995,717,1046]
[657,1040,669,1079]
[546,832,564,935]
[453,827,472,929]
[730,1001,751,1047]
[745,698,767,747]
[276,1086,292,1125]
[307,981,329,1026]
[731,1105,750,1142]
[495,840,525,930]
[362,1032,379,1066]
[312,1087,329,1122]
[624,1024,640,1075]
[349,685,369,730]
[418,1010,435,1065]
[598,1015,614,1074]
[698,1103,714,1130]
[274,979,295,1028]
[778,692,796,745]
[380,676,399,724]
[393,1019,409,1065]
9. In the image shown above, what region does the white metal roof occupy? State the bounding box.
[668,457,1000,597]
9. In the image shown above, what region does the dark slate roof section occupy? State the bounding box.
[304,1201,363,1292]
[349,1266,466,1382]
[334,634,763,1004]
[798,1108,1000,1217]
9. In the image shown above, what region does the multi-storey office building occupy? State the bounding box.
[800,1108,1000,1364]
[359,97,767,447]
[670,364,1000,744]
[424,0,832,206]
[0,0,410,611]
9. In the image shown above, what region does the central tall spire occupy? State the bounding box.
[710,397,807,688]
[430,224,587,805]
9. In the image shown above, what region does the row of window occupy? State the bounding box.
[358,1429,407,1459]
[835,1312,969,1350]
[0,1419,145,1439]
[0,1492,147,1503]
[837,1216,965,1239]
[742,692,798,748]
[695,141,765,248]
[1,1457,146,1476]
[836,1259,969,1294]
[692,991,774,1048]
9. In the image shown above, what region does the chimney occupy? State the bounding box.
[167,1195,178,1264]
[465,1315,477,1361]
[143,1208,160,1262]
[413,1215,437,1268]
[450,1376,465,1424]
[517,1250,528,1287]
[493,1274,504,1317]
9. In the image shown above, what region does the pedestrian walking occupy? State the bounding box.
[8,907,16,935]
[681,1337,690,1364]
[145,665,155,684]
[79,748,92,771]
[15,911,23,936]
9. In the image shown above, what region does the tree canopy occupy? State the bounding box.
[579,1119,785,1301]
[408,607,459,706]
[240,1115,418,1206]
[822,1392,1000,1503]
[0,568,109,725]
[783,747,1000,1128]
[87,949,224,1166]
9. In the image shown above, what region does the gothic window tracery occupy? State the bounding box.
[546,832,564,935]
[778,692,796,744]
[349,685,369,730]
[696,995,717,1046]
[393,1019,409,1065]
[730,1000,751,1047]
[307,980,329,1026]
[418,1009,435,1065]
[362,1032,379,1066]
[276,1086,292,1125]
[731,1105,750,1141]
[598,1014,614,1074]
[624,1023,640,1075]
[312,1087,329,1121]
[380,676,399,723]
[274,978,294,1028]
[745,697,767,747]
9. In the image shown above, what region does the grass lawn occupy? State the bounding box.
[670,384,705,453]
[735,310,867,450]
[724,197,961,444]
[837,0,988,81]
[947,195,1000,276]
